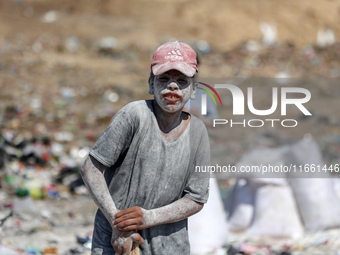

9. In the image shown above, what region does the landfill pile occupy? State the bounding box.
[1,0,340,254]
[0,193,96,255]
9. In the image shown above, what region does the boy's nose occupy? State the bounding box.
[167,81,179,91]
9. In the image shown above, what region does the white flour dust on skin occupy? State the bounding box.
[149,69,197,142]
[113,198,203,231]
[81,156,118,228]
[81,156,144,252]
[151,70,194,111]
[115,237,126,247]
[112,231,144,255]
[142,197,203,227]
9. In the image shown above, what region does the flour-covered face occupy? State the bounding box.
[151,70,197,113]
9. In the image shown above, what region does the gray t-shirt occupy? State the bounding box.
[89,100,210,255]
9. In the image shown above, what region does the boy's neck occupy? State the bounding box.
[152,100,189,135]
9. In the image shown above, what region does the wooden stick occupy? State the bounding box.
[129,243,140,255]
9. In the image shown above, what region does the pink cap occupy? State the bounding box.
[151,41,198,77]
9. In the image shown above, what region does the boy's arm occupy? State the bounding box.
[80,155,144,253]
[113,197,204,231]
[81,155,118,228]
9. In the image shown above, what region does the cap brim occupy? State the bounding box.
[152,61,196,77]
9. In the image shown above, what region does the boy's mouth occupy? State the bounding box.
[163,92,181,103]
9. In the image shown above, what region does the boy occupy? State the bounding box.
[81,41,210,255]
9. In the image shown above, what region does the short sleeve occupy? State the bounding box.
[183,120,210,203]
[89,106,137,167]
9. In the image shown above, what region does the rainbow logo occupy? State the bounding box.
[197,82,223,106]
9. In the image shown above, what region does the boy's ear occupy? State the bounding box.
[190,82,198,100]
[148,75,154,95]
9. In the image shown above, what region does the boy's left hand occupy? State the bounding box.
[114,206,149,231]
[112,230,144,255]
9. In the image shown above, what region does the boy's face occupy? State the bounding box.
[151,69,197,113]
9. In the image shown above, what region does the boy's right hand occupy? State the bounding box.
[111,230,144,255]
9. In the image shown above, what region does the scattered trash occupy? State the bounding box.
[317,28,335,48]
[61,87,76,101]
[25,246,44,255]
[76,235,91,245]
[13,196,36,212]
[259,22,277,46]
[64,37,80,53]
[106,92,119,103]
[41,11,58,23]
[97,37,118,56]
[302,45,319,64]
[54,132,74,142]
[226,244,243,255]
[0,210,13,227]
[65,246,86,255]
[43,247,58,254]
[313,234,330,246]
[196,40,211,54]
[240,242,271,254]
[24,7,34,18]
[244,40,261,53]
[0,246,20,255]
[275,71,291,85]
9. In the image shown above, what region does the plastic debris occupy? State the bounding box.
[97,37,118,55]
[106,92,119,103]
[0,246,20,255]
[0,210,13,226]
[13,196,36,212]
[317,28,335,48]
[259,22,277,46]
[54,132,74,142]
[196,40,211,54]
[43,247,58,254]
[41,11,58,23]
[64,37,80,53]
[313,234,330,246]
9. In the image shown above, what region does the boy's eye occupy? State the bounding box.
[158,77,169,82]
[178,79,188,85]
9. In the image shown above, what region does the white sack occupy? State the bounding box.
[246,184,304,238]
[189,178,229,255]
[285,137,340,232]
